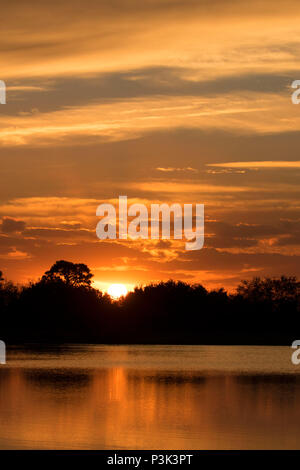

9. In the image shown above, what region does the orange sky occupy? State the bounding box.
[0,0,300,291]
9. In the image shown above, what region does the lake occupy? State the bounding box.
[0,345,299,449]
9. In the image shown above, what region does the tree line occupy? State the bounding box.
[0,260,299,345]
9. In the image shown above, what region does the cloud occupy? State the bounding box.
[156,167,198,173]
[0,248,31,260]
[205,220,300,250]
[130,181,252,194]
[2,88,300,147]
[207,161,300,169]
[2,69,293,118]
[1,217,26,233]
[1,1,300,289]
[2,0,300,80]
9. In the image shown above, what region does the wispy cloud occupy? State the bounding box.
[207,161,300,169]
[1,93,299,147]
[156,167,198,173]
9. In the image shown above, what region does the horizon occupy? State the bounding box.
[2,259,298,298]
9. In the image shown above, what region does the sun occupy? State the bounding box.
[107,283,128,299]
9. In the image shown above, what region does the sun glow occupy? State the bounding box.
[107,283,128,299]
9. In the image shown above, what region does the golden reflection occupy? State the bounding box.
[0,346,300,449]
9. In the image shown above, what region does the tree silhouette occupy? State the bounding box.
[0,262,299,345]
[41,260,93,287]
[237,276,300,304]
[0,270,18,312]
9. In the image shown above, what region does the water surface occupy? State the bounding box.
[0,345,299,449]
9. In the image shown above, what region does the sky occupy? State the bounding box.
[0,0,300,292]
